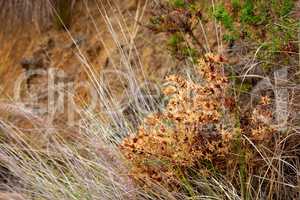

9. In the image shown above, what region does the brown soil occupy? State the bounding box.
[0,1,176,143]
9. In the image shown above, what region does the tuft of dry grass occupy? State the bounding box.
[0,0,76,32]
[0,0,299,199]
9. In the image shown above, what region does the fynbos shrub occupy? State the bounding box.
[120,54,233,187]
[120,54,277,192]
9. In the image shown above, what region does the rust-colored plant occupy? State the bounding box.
[120,54,280,194]
[120,54,236,187]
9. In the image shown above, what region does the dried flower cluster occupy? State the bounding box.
[249,96,275,142]
[120,54,237,186]
[120,54,278,189]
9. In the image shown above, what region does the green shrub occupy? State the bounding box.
[213,4,234,30]
[150,0,297,71]
[240,0,260,24]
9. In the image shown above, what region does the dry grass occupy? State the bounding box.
[0,0,51,30]
[0,0,299,200]
[0,0,76,32]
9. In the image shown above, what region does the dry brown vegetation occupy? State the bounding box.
[120,54,298,199]
[0,0,299,199]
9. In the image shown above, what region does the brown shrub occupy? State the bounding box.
[120,54,278,191]
[120,54,237,187]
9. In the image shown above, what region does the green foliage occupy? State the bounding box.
[168,33,199,62]
[231,0,241,12]
[169,0,186,8]
[237,82,252,93]
[182,47,198,63]
[258,16,298,69]
[168,33,184,47]
[210,0,297,70]
[213,4,239,42]
[213,4,234,30]
[223,33,238,43]
[151,0,297,70]
[240,0,257,24]
[280,0,294,16]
